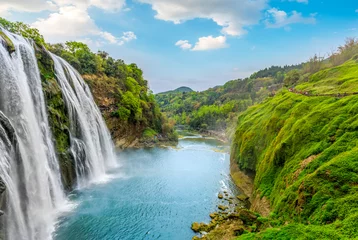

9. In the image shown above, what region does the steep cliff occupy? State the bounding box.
[83,74,177,148]
[230,57,358,239]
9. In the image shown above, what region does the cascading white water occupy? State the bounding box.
[0,29,117,240]
[0,30,66,240]
[50,54,117,187]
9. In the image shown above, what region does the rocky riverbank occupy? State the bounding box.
[190,149,272,239]
[200,130,229,143]
[191,191,267,240]
[115,136,178,149]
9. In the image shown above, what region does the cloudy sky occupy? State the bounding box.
[1,0,357,92]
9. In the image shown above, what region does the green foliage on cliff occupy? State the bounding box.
[35,46,75,190]
[46,33,176,143]
[232,57,358,239]
[47,40,177,142]
[0,17,46,47]
[0,30,15,53]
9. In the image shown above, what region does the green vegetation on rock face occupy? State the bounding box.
[0,17,47,47]
[0,17,176,194]
[35,46,75,190]
[232,55,358,238]
[0,30,15,54]
[1,18,76,189]
[47,34,177,146]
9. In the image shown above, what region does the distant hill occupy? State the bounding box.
[157,86,194,95]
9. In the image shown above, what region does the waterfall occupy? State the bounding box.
[50,54,117,187]
[0,30,66,240]
[0,29,116,240]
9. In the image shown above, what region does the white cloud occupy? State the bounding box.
[175,36,228,51]
[288,0,308,4]
[118,31,137,45]
[192,36,228,51]
[32,6,99,42]
[137,0,267,36]
[0,0,57,16]
[175,40,192,50]
[265,8,316,28]
[88,0,126,11]
[31,5,136,45]
[99,31,118,44]
[1,0,133,45]
[0,0,126,15]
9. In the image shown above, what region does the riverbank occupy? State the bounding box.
[177,128,229,144]
[200,130,229,143]
[230,157,271,217]
[190,137,272,240]
[115,136,178,149]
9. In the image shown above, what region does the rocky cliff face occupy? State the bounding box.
[83,74,177,148]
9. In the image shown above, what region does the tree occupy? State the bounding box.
[284,70,301,87]
[0,17,46,46]
[275,71,285,83]
[65,41,97,74]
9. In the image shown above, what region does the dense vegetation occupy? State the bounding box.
[3,15,358,239]
[157,38,358,144]
[0,18,177,146]
[229,39,358,239]
[48,41,177,144]
[156,67,285,137]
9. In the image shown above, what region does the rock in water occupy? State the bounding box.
[218,205,228,211]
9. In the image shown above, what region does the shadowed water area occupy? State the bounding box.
[54,137,241,240]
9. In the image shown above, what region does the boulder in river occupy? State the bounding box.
[209,212,218,219]
[191,222,208,232]
[218,193,224,199]
[218,205,228,211]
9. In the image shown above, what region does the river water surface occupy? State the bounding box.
[54,137,240,240]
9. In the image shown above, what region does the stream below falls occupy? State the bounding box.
[54,137,241,240]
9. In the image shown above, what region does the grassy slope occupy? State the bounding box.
[297,58,358,94]
[232,59,358,239]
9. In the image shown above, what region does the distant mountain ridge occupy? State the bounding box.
[157,86,194,95]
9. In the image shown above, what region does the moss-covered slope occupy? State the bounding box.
[297,58,358,94]
[231,59,358,239]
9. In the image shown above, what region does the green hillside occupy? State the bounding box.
[158,86,194,95]
[155,62,306,139]
[296,58,358,94]
[230,57,358,239]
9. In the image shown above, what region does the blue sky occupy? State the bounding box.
[1,0,358,92]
